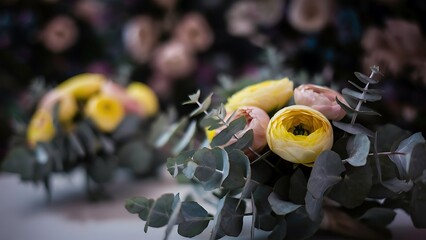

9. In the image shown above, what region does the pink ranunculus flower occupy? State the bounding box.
[294,84,348,121]
[101,81,145,117]
[211,106,270,159]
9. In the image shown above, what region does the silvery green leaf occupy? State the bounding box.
[345,134,370,167]
[143,194,175,232]
[193,148,230,190]
[408,143,426,180]
[166,150,195,177]
[389,132,425,179]
[269,192,301,216]
[222,150,250,190]
[183,161,198,179]
[164,194,181,240]
[342,88,382,102]
[172,121,197,155]
[332,121,374,137]
[35,145,49,164]
[183,90,201,105]
[68,132,85,158]
[224,129,253,151]
[210,196,226,240]
[125,196,154,215]
[336,97,381,116]
[155,117,188,148]
[189,93,213,117]
[358,208,396,229]
[2,147,34,180]
[348,81,383,94]
[218,197,246,237]
[382,178,414,193]
[354,72,379,84]
[200,115,223,130]
[211,116,246,147]
[177,201,211,238]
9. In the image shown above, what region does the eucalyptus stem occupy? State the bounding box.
[350,71,375,125]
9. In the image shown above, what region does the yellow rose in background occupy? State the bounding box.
[225,78,294,113]
[266,105,333,166]
[127,82,159,117]
[27,109,56,147]
[57,73,106,99]
[85,94,124,132]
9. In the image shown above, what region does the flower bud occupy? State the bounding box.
[294,84,348,120]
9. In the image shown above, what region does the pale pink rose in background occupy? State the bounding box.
[39,15,79,53]
[226,1,257,37]
[294,84,347,121]
[101,81,145,117]
[287,0,334,33]
[173,13,213,52]
[214,106,270,159]
[152,41,196,79]
[153,0,177,10]
[74,0,106,29]
[123,15,159,64]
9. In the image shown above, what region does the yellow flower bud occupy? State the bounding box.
[126,82,159,117]
[27,109,56,147]
[266,105,333,166]
[57,73,106,99]
[85,94,124,132]
[225,78,294,113]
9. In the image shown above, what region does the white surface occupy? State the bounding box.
[1,168,426,240]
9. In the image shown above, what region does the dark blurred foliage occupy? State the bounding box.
[1,0,426,159]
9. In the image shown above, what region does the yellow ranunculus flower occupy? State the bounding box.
[85,95,124,132]
[57,73,106,99]
[126,82,159,117]
[225,78,294,113]
[27,109,56,147]
[266,105,333,166]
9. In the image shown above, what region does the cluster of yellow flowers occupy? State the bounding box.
[27,73,159,147]
[209,78,348,166]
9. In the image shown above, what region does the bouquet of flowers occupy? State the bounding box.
[2,73,169,200]
[125,65,426,239]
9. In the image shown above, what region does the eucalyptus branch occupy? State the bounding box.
[350,71,375,125]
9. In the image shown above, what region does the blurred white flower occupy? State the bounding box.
[174,13,213,52]
[123,15,159,64]
[39,15,79,53]
[288,0,334,33]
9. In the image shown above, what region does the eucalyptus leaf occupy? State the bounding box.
[359,208,396,229]
[2,147,34,180]
[164,194,181,240]
[211,116,246,147]
[189,93,213,117]
[125,196,154,215]
[76,121,98,156]
[200,115,223,130]
[306,151,345,220]
[285,207,321,240]
[376,124,410,152]
[307,151,345,199]
[289,169,308,205]
[193,148,230,191]
[144,193,175,232]
[269,192,301,216]
[342,88,382,102]
[408,143,426,180]
[336,97,381,116]
[88,156,118,184]
[111,115,141,142]
[389,132,425,179]
[268,218,287,240]
[332,121,374,137]
[166,150,195,177]
[224,130,254,151]
[219,197,246,237]
[354,72,379,84]
[118,141,153,175]
[222,150,250,190]
[172,121,197,155]
[183,161,198,179]
[68,132,85,158]
[183,90,201,105]
[329,164,373,208]
[210,196,226,240]
[382,178,413,193]
[348,80,383,94]
[177,201,211,238]
[410,171,426,228]
[155,117,188,148]
[345,134,370,167]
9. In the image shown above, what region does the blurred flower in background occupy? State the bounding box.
[1,0,426,160]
